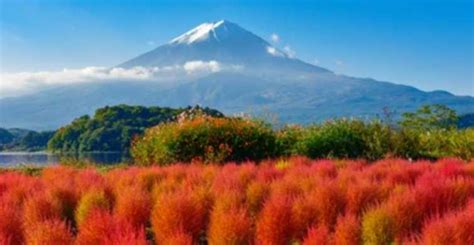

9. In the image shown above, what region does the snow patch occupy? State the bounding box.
[171,20,225,44]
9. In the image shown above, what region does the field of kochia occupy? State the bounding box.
[1,157,473,244]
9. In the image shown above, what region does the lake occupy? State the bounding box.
[0,152,129,167]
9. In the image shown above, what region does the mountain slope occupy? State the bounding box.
[1,20,473,130]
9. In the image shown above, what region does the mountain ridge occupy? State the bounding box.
[1,20,473,130]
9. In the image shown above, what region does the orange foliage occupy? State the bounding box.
[0,158,472,244]
[24,219,73,245]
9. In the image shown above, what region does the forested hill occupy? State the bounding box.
[0,128,55,151]
[47,105,223,153]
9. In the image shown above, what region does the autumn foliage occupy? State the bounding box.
[0,157,473,244]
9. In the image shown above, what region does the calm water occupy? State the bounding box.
[0,152,129,167]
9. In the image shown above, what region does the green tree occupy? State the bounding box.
[47,105,223,153]
[0,128,14,145]
[400,104,458,131]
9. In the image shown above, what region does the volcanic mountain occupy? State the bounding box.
[1,20,473,130]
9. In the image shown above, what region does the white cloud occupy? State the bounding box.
[183,60,221,73]
[266,46,284,57]
[0,60,238,98]
[270,33,280,43]
[283,45,296,58]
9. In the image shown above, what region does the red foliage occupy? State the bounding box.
[24,219,73,245]
[333,214,361,245]
[161,231,194,245]
[114,185,152,229]
[256,196,293,245]
[151,190,207,243]
[208,206,252,244]
[22,193,62,230]
[308,180,346,229]
[0,198,23,244]
[302,225,331,245]
[0,158,472,243]
[76,209,147,245]
[420,200,474,245]
[345,179,386,215]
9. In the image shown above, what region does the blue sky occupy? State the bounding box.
[1,0,473,95]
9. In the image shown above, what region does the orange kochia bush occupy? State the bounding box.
[0,157,473,244]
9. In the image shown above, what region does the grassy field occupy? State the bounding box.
[1,157,473,244]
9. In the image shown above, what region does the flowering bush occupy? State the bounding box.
[0,157,472,244]
[132,117,277,165]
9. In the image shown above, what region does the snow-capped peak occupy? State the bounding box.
[170,20,226,44]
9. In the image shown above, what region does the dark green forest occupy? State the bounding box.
[46,104,223,152]
[0,128,55,151]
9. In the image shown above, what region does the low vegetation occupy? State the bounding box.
[132,105,474,165]
[132,116,277,165]
[0,158,473,244]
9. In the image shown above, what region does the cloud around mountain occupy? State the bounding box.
[0,60,241,98]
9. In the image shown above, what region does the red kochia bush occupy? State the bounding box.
[22,193,62,230]
[75,188,112,226]
[0,199,23,244]
[208,205,252,244]
[420,200,474,245]
[24,219,73,245]
[151,190,207,243]
[114,185,152,229]
[302,225,330,245]
[0,158,472,244]
[333,214,361,245]
[76,209,147,245]
[256,196,294,245]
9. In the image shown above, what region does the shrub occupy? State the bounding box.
[151,191,207,243]
[161,232,194,245]
[0,158,473,243]
[294,180,345,233]
[113,185,152,229]
[208,207,252,244]
[419,128,474,160]
[75,188,112,226]
[106,220,147,245]
[275,125,305,156]
[302,225,330,245]
[22,193,62,230]
[255,196,293,245]
[246,181,270,215]
[0,199,23,244]
[333,214,361,245]
[76,209,147,245]
[132,117,277,165]
[361,207,394,245]
[420,201,474,245]
[296,119,368,159]
[290,196,319,240]
[295,119,393,160]
[24,219,73,245]
[76,210,114,245]
[345,180,386,215]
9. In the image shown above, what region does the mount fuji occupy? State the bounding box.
[1,20,473,130]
